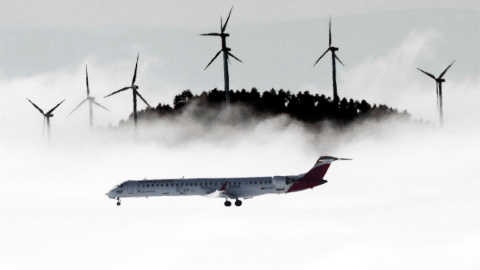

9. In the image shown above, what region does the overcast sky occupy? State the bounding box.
[0,1,479,270]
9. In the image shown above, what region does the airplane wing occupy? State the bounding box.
[205,182,235,199]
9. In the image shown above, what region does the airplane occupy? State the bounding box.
[106,156,351,207]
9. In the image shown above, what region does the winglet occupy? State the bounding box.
[219,181,228,191]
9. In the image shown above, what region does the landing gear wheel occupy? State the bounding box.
[235,199,242,207]
[224,200,232,207]
[116,198,121,206]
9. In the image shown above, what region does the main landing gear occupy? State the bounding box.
[116,198,121,206]
[224,199,242,207]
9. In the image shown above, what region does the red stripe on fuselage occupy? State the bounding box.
[287,179,327,193]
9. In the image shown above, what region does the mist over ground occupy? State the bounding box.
[0,98,478,269]
[1,6,479,269]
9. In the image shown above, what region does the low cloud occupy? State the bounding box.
[1,39,479,269]
[342,30,479,130]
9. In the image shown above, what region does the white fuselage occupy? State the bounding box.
[106,175,300,200]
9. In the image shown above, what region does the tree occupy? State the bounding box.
[173,90,193,109]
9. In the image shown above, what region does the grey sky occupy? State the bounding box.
[2,0,479,28]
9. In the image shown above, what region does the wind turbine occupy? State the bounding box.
[314,16,345,102]
[67,65,110,128]
[104,53,152,127]
[201,6,242,104]
[27,98,65,142]
[417,60,455,126]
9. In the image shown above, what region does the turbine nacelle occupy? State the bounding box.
[437,78,446,83]
[132,85,139,90]
[329,47,339,51]
[45,114,53,117]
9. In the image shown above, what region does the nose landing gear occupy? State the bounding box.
[224,200,232,207]
[116,198,121,206]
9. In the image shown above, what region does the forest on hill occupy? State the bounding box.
[120,88,415,127]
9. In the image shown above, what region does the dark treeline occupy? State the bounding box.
[122,88,413,126]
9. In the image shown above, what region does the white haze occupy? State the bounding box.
[1,11,479,270]
[0,71,479,270]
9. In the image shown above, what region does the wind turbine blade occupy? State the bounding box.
[104,87,131,98]
[335,55,345,66]
[329,16,332,47]
[439,60,455,79]
[227,56,231,65]
[86,65,90,97]
[222,6,234,32]
[67,99,88,117]
[417,68,436,80]
[204,50,222,70]
[135,90,152,108]
[91,100,111,112]
[314,49,329,66]
[46,100,65,115]
[27,98,45,115]
[227,52,242,63]
[132,53,139,85]
[200,33,221,36]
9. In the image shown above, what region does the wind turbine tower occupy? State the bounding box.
[417,60,455,126]
[68,65,110,128]
[27,98,65,142]
[104,53,152,127]
[314,16,345,102]
[201,6,242,104]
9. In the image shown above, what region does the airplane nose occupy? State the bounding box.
[106,190,115,198]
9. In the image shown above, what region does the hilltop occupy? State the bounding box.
[116,88,418,128]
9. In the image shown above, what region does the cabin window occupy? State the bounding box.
[255,181,257,184]
[195,183,197,186]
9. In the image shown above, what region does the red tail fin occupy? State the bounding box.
[301,156,346,180]
[287,156,350,193]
